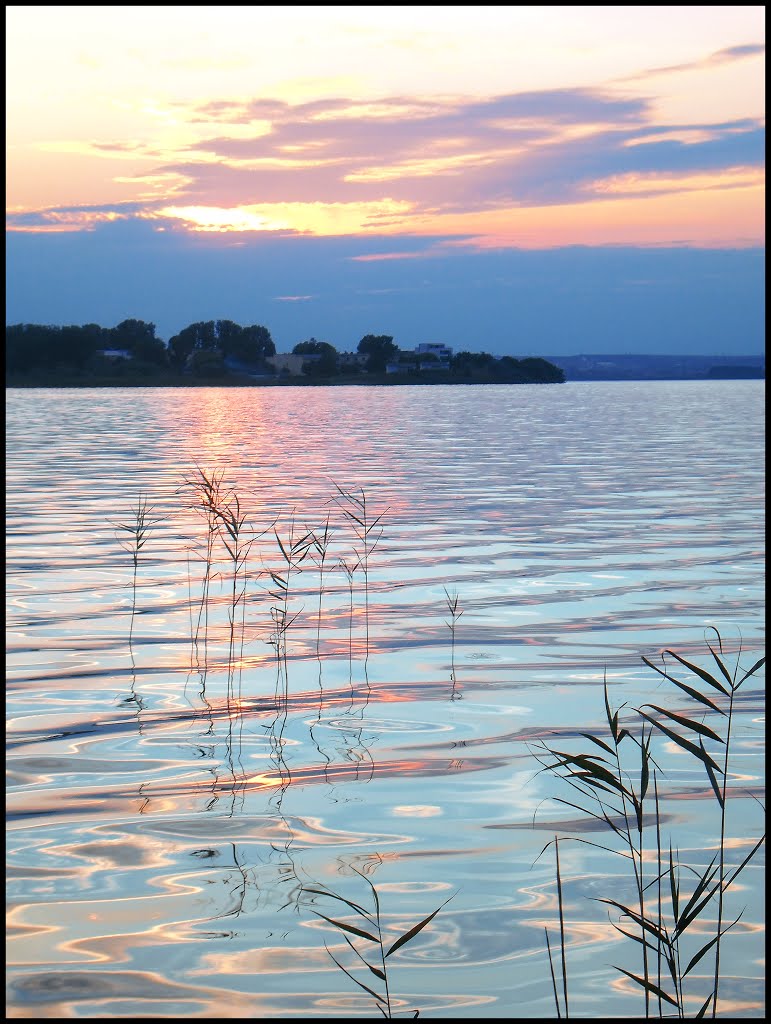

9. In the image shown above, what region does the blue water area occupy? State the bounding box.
[6,381,765,1018]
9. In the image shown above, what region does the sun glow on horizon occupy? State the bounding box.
[151,199,416,236]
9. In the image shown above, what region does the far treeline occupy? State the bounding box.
[5,318,566,385]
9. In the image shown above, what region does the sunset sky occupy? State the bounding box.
[6,5,765,355]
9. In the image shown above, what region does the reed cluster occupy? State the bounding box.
[532,633,765,1019]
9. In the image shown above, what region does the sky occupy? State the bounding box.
[5,5,765,356]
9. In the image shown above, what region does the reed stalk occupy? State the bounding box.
[542,835,569,1018]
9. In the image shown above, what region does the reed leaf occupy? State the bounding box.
[274,528,289,563]
[669,847,679,923]
[695,992,715,1018]
[385,896,454,958]
[603,682,624,743]
[640,704,724,744]
[639,730,651,803]
[673,862,720,938]
[580,732,617,756]
[544,751,633,797]
[595,896,669,944]
[682,933,721,978]
[661,650,731,697]
[723,833,766,888]
[302,886,373,923]
[614,967,679,1008]
[312,911,379,944]
[341,932,386,980]
[641,656,725,714]
[737,655,766,687]
[323,943,387,1005]
[705,642,735,688]
[699,736,725,807]
[636,711,722,772]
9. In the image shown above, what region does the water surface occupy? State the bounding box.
[6,382,765,1018]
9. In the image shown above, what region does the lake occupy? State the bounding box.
[6,381,765,1019]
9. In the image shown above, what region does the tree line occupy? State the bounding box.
[5,319,564,383]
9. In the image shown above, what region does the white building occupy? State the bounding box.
[415,343,452,365]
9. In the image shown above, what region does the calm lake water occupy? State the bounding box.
[6,382,765,1019]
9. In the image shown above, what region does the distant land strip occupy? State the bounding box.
[5,320,764,386]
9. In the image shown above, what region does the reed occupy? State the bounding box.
[531,631,765,1018]
[311,513,333,662]
[182,465,226,660]
[639,629,766,1018]
[112,494,165,644]
[332,484,388,657]
[443,586,463,697]
[303,866,454,1019]
[266,515,314,702]
[339,554,362,686]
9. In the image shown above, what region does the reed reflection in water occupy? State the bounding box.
[6,382,765,1018]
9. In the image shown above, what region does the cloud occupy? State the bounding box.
[7,80,764,245]
[148,87,763,216]
[616,41,765,82]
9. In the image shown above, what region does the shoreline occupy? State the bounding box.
[6,373,763,388]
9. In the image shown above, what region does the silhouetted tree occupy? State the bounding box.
[450,350,497,377]
[293,338,338,376]
[357,334,398,372]
[230,323,275,363]
[189,348,225,376]
[6,323,62,373]
[214,319,243,357]
[451,350,564,383]
[168,321,218,369]
[519,357,565,383]
[168,319,275,370]
[111,318,155,348]
[110,319,167,366]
